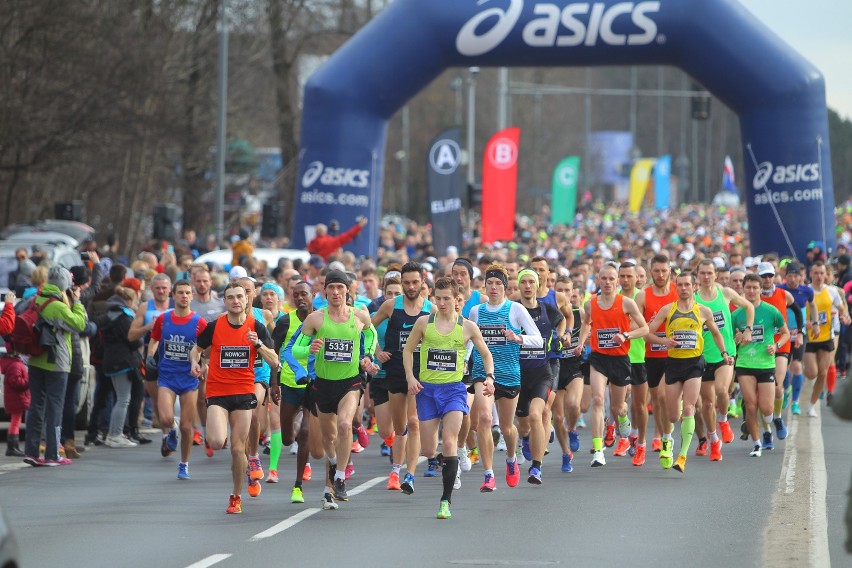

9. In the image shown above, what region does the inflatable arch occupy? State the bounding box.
[292,0,834,259]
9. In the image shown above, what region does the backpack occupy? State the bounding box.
[8,297,58,357]
[89,312,110,366]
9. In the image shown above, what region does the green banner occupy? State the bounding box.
[551,156,580,225]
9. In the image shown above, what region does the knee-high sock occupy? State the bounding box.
[679,416,695,458]
[827,365,837,393]
[792,374,804,401]
[441,457,459,502]
[269,430,282,470]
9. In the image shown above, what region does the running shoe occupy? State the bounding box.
[356,425,370,449]
[660,438,673,469]
[628,434,638,456]
[550,427,555,443]
[496,434,507,452]
[248,456,264,481]
[516,447,526,466]
[166,428,179,452]
[192,429,203,446]
[303,463,312,481]
[709,439,722,461]
[161,436,172,458]
[44,457,72,466]
[569,430,580,452]
[506,460,520,487]
[105,435,137,448]
[267,470,279,483]
[613,438,630,457]
[479,473,496,492]
[672,455,687,473]
[387,471,401,490]
[333,478,349,501]
[469,447,480,465]
[454,469,461,490]
[322,492,338,510]
[205,440,214,458]
[577,416,586,429]
[351,440,365,454]
[727,400,740,418]
[527,466,542,485]
[808,405,818,418]
[290,441,299,455]
[424,458,440,477]
[783,387,791,410]
[380,442,391,457]
[652,438,662,452]
[178,463,190,480]
[603,423,616,448]
[740,421,750,441]
[226,494,242,514]
[521,437,532,461]
[459,448,472,472]
[632,444,646,467]
[827,392,834,407]
[774,417,788,440]
[762,431,774,451]
[792,401,801,415]
[437,500,452,520]
[247,476,262,498]
[591,450,606,467]
[401,472,415,495]
[719,421,734,444]
[750,444,762,457]
[617,417,631,438]
[23,456,45,467]
[345,463,354,480]
[491,426,501,446]
[695,439,708,457]
[291,486,304,503]
[561,452,574,473]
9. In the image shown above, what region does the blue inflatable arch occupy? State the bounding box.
[292,0,834,259]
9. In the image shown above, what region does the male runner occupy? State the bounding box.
[778,262,817,415]
[574,263,648,467]
[645,271,732,472]
[553,277,584,472]
[190,282,278,514]
[148,280,206,479]
[403,277,494,519]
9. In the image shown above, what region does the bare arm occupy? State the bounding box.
[128,303,152,342]
[403,316,428,394]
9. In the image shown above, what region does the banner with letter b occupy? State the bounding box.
[482,127,520,244]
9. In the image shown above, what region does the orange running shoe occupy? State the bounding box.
[303,463,313,481]
[205,440,214,458]
[632,444,646,466]
[226,494,242,514]
[695,439,708,457]
[719,421,734,444]
[351,441,365,454]
[604,423,616,448]
[613,438,631,456]
[709,439,723,461]
[469,447,480,465]
[652,438,662,452]
[267,470,279,483]
[387,471,401,490]
[248,456,264,481]
[192,428,203,446]
[247,474,262,497]
[672,455,687,473]
[384,433,395,447]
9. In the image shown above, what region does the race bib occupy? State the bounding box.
[426,349,458,372]
[650,331,668,352]
[751,325,765,343]
[399,330,421,353]
[163,340,191,362]
[713,311,725,329]
[818,311,828,325]
[672,330,698,350]
[480,325,507,346]
[324,338,354,363]
[220,346,250,369]
[596,328,621,349]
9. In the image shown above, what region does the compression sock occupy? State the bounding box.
[679,416,695,458]
[792,374,804,401]
[774,398,783,417]
[784,371,791,389]
[592,437,603,452]
[441,457,459,502]
[269,429,282,470]
[827,365,837,393]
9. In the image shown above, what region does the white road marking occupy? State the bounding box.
[808,410,829,568]
[783,416,798,494]
[0,463,29,475]
[184,554,232,568]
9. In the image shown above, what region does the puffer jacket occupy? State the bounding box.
[101,295,143,377]
[1,354,30,414]
[28,284,88,373]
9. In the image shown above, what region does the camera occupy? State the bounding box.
[80,252,90,261]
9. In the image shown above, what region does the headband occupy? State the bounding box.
[452,259,474,280]
[485,269,508,288]
[325,269,350,288]
[260,282,284,298]
[517,268,539,287]
[384,270,402,280]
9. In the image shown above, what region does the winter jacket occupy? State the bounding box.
[0,301,13,335]
[101,296,143,377]
[1,354,30,414]
[28,284,88,374]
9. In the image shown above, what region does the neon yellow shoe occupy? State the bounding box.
[291,486,304,504]
[436,500,451,519]
[672,455,687,473]
[660,438,674,470]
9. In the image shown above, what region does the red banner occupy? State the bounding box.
[481,127,520,244]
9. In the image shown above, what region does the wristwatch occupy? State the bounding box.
[255,341,264,350]
[743,325,753,331]
[485,373,495,380]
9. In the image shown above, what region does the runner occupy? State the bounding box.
[778,262,817,415]
[189,282,278,514]
[468,263,543,491]
[258,282,286,484]
[403,277,494,519]
[368,276,403,467]
[731,273,790,456]
[553,276,584,472]
[371,262,432,494]
[284,270,379,509]
[147,279,206,479]
[574,262,648,467]
[645,270,732,472]
[516,268,564,484]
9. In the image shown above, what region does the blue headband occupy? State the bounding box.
[260,282,284,298]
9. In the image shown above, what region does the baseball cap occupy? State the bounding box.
[757,262,775,276]
[712,257,726,270]
[785,262,802,275]
[229,266,248,280]
[308,255,325,268]
[744,257,756,268]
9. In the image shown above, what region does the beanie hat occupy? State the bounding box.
[48,266,72,291]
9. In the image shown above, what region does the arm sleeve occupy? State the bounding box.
[255,320,273,348]
[196,319,216,349]
[510,302,543,347]
[272,315,291,354]
[362,324,378,357]
[545,303,564,328]
[789,302,803,330]
[468,304,480,323]
[283,327,313,382]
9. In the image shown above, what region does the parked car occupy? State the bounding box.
[195,248,310,270]
[4,231,79,248]
[1,219,95,244]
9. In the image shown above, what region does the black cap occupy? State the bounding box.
[70,266,89,286]
[838,254,851,266]
[324,269,350,288]
[785,262,802,274]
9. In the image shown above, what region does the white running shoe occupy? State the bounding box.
[105,435,137,448]
[496,435,507,452]
[807,405,818,418]
[591,450,606,467]
[453,469,461,490]
[458,448,472,472]
[290,441,299,455]
[749,445,762,457]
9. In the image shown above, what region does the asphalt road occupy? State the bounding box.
[1,386,850,568]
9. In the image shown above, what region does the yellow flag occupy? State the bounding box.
[629,158,657,214]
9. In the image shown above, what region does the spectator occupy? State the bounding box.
[307,216,368,261]
[2,342,29,457]
[231,227,254,267]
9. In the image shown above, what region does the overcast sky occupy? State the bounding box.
[742,0,852,120]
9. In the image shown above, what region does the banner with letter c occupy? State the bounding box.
[551,156,580,226]
[481,127,520,244]
[427,127,464,254]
